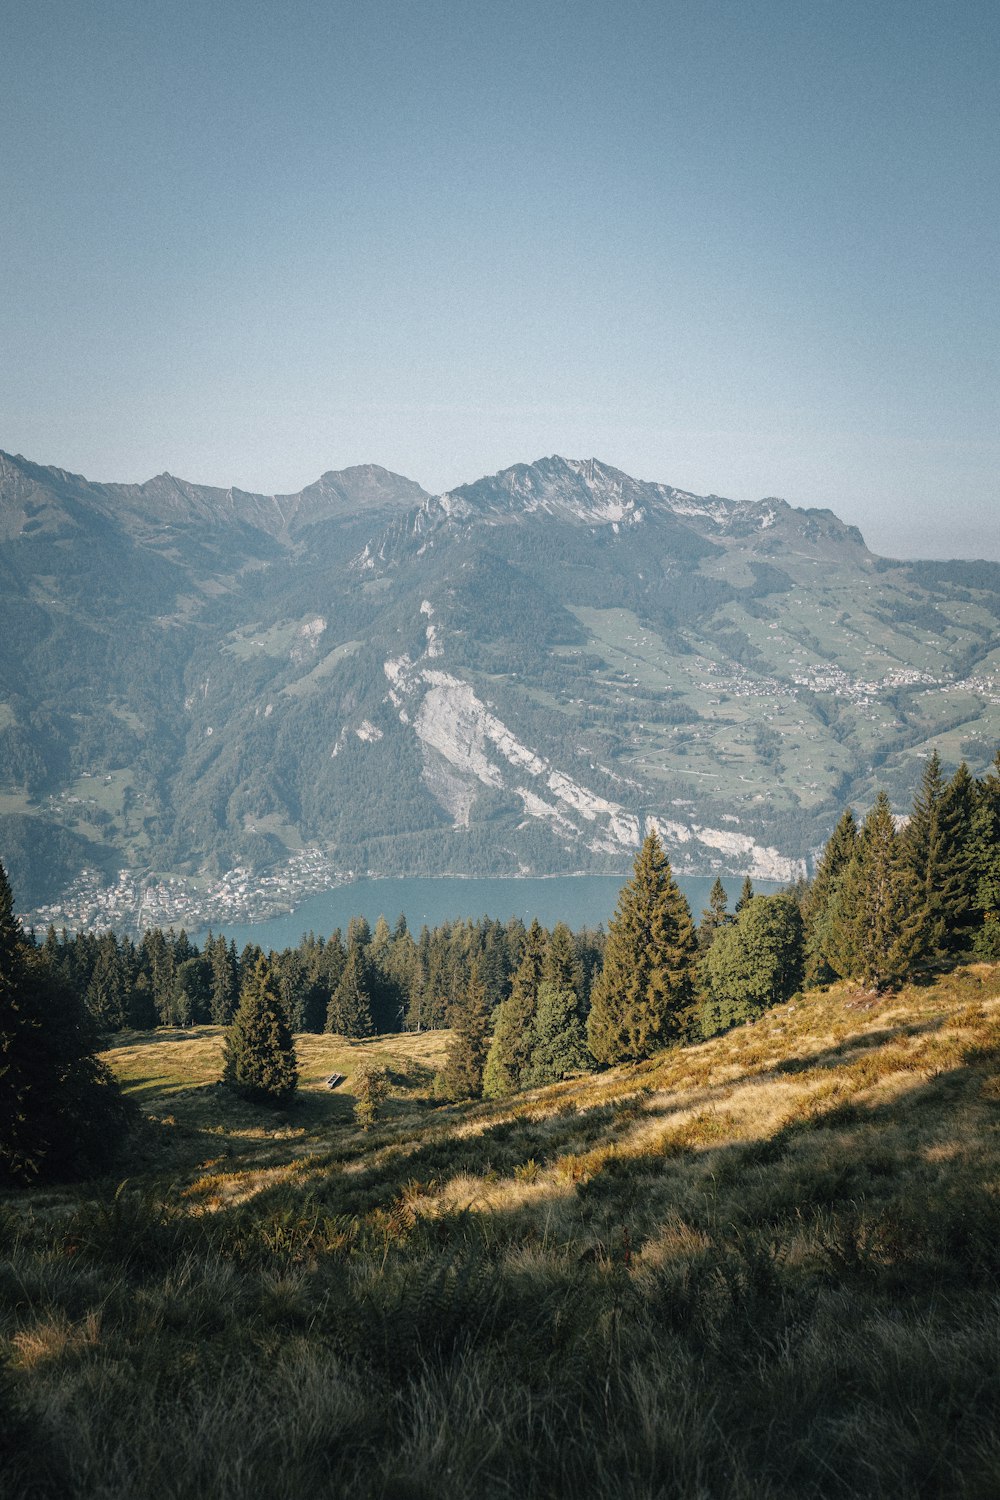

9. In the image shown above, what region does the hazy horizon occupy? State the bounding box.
[3,0,997,560]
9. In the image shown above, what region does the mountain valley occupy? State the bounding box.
[1,449,998,922]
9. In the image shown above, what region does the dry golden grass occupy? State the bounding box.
[2,967,1000,1499]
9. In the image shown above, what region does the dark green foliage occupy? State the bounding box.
[326,945,375,1038]
[207,933,240,1024]
[587,833,699,1063]
[904,752,976,961]
[698,877,731,951]
[84,934,131,1031]
[735,875,754,914]
[701,894,804,1036]
[839,793,925,992]
[352,1062,390,1129]
[971,750,1000,957]
[0,861,131,1186]
[222,956,298,1106]
[482,919,546,1098]
[171,954,212,1026]
[524,981,590,1086]
[803,808,859,983]
[438,962,492,1100]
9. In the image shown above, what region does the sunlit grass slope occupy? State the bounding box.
[3,968,1000,1499]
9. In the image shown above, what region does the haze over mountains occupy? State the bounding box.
[1,449,998,921]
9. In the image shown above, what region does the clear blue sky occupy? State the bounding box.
[2,0,997,557]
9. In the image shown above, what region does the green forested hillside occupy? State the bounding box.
[2,449,998,915]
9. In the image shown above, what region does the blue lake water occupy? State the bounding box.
[195,872,780,951]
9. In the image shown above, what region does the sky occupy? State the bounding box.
[2,0,997,559]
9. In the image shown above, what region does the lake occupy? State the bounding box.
[194,872,781,951]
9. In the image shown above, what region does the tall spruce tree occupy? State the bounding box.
[698,877,731,951]
[587,832,699,1064]
[543,922,583,997]
[938,761,980,956]
[208,933,239,1024]
[85,934,130,1031]
[803,808,859,983]
[971,750,1000,958]
[1,860,132,1185]
[482,918,547,1098]
[326,944,374,1037]
[438,962,492,1100]
[735,876,754,914]
[701,893,804,1036]
[524,981,590,1086]
[904,752,975,962]
[222,955,298,1106]
[840,792,924,992]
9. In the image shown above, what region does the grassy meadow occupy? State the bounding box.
[3,968,1000,1498]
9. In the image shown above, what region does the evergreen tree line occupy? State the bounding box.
[590,744,1000,1074]
[6,747,1000,1130]
[448,746,1000,1095]
[32,909,607,1050]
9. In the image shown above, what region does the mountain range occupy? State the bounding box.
[2,448,998,917]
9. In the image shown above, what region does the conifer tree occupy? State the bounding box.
[587,832,699,1064]
[971,750,1000,958]
[904,752,975,962]
[209,933,239,1024]
[524,981,590,1086]
[840,793,924,992]
[438,962,492,1099]
[482,918,546,1097]
[142,927,176,1025]
[85,934,130,1031]
[700,894,804,1036]
[939,761,979,956]
[326,943,374,1037]
[698,878,731,951]
[803,808,859,983]
[735,876,754,914]
[1,860,131,1184]
[222,955,298,1106]
[543,921,583,996]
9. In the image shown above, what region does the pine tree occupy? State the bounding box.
[701,894,804,1036]
[85,934,130,1031]
[209,933,239,1025]
[803,808,859,983]
[142,927,175,1025]
[938,761,979,956]
[904,752,975,963]
[971,750,1000,958]
[326,944,374,1037]
[840,793,924,992]
[698,878,731,951]
[0,860,132,1185]
[482,918,546,1098]
[524,981,590,1086]
[543,922,583,996]
[735,876,755,914]
[222,955,298,1106]
[438,962,492,1100]
[587,832,699,1064]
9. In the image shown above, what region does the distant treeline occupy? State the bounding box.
[3,746,999,1185]
[35,908,607,1043]
[20,746,1000,1107]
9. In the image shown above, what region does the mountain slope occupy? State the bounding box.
[1,448,998,919]
[5,966,999,1497]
